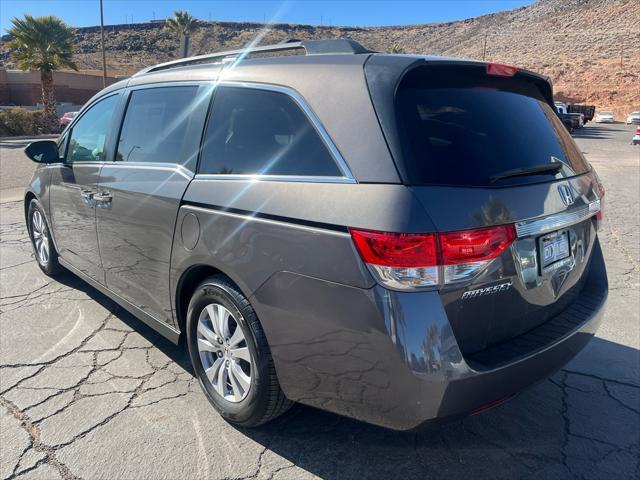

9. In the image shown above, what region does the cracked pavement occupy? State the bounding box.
[1,123,639,479]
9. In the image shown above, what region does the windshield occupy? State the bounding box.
[395,66,590,187]
[600,112,613,115]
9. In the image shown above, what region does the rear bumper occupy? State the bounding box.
[251,242,607,431]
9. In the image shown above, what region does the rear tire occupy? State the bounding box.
[27,199,62,276]
[186,275,292,427]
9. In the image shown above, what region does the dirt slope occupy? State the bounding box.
[1,0,638,115]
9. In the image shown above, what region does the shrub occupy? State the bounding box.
[0,107,50,136]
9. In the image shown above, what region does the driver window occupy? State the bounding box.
[66,95,118,163]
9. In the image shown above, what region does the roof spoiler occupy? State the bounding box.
[133,38,373,77]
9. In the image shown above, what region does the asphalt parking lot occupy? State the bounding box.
[1,123,638,480]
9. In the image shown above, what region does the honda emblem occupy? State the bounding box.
[558,184,575,206]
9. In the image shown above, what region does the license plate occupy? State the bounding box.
[540,231,570,268]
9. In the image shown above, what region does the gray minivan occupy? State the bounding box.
[23,39,607,430]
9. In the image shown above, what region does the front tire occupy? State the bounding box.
[27,199,61,276]
[186,275,292,427]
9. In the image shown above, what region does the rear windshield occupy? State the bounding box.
[395,66,590,187]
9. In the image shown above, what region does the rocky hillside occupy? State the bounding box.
[2,0,638,114]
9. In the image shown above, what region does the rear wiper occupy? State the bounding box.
[488,163,563,183]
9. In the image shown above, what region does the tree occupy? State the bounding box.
[166,11,199,58]
[7,14,78,128]
[387,44,406,54]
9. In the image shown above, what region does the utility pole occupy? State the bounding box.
[482,33,488,61]
[99,0,107,88]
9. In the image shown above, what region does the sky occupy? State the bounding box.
[1,0,534,33]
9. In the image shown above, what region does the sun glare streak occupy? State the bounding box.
[223,0,292,73]
[221,198,272,246]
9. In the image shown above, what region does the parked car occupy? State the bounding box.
[632,126,640,145]
[555,102,582,130]
[595,111,615,123]
[22,39,608,431]
[58,111,78,130]
[558,113,575,132]
[568,104,595,123]
[626,111,640,125]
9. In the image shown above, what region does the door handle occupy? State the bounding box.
[80,189,95,206]
[93,192,112,208]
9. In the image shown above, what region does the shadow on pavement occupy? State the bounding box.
[51,269,193,373]
[572,124,629,140]
[56,268,639,478]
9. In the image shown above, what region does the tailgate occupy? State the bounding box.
[411,176,602,354]
[366,59,606,355]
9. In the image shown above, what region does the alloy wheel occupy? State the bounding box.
[196,303,252,402]
[31,210,50,265]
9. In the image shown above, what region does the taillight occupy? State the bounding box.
[486,62,518,77]
[349,230,437,267]
[440,225,516,284]
[350,225,516,290]
[349,230,439,289]
[596,182,605,222]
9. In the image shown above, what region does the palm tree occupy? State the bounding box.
[7,15,78,128]
[166,11,199,58]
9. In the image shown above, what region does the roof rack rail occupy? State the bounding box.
[133,38,372,77]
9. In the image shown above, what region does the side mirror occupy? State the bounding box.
[24,140,60,164]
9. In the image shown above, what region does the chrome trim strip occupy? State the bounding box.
[100,162,194,180]
[515,200,600,238]
[194,174,355,184]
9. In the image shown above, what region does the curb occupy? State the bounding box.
[0,134,58,141]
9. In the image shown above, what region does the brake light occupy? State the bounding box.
[349,225,516,290]
[440,225,515,265]
[486,62,518,77]
[349,230,438,267]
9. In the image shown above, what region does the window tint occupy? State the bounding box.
[395,67,590,187]
[117,86,206,169]
[67,95,118,163]
[199,86,341,177]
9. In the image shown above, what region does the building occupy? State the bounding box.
[0,69,122,107]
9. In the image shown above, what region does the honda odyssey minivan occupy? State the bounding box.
[23,39,607,430]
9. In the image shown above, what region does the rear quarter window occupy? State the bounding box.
[199,86,342,177]
[396,66,590,187]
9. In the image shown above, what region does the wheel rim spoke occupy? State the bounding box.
[197,337,218,353]
[230,346,251,363]
[205,304,222,338]
[229,361,250,392]
[227,326,244,348]
[197,317,218,344]
[216,359,227,397]
[215,304,230,339]
[205,357,223,383]
[32,211,50,264]
[196,302,252,403]
[227,363,246,401]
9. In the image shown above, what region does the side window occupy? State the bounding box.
[67,95,118,163]
[116,85,206,170]
[199,86,342,177]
